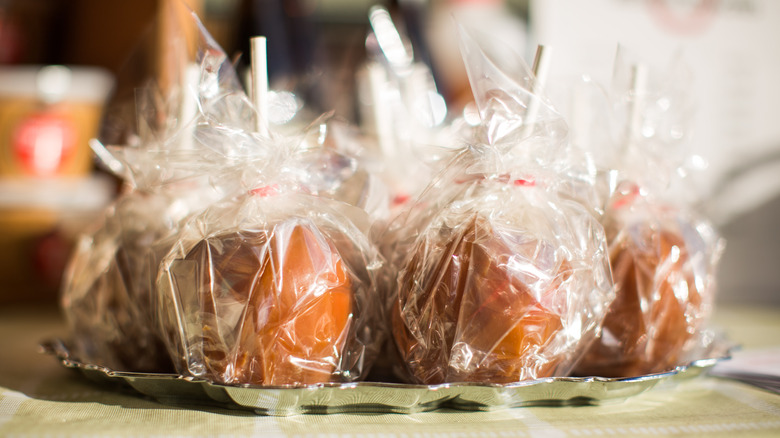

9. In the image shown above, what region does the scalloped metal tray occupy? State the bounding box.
[40,338,731,416]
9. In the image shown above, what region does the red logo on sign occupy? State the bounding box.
[12,112,76,176]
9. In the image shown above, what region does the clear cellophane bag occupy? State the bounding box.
[63,4,389,385]
[157,180,386,385]
[60,5,247,373]
[570,50,725,377]
[384,28,615,385]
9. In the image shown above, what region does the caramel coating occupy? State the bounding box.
[393,216,569,384]
[576,226,702,377]
[187,223,353,385]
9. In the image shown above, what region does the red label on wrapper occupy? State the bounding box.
[513,178,535,187]
[611,183,641,210]
[251,184,280,197]
[12,112,77,176]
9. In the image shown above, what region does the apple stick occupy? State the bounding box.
[521,44,553,139]
[626,63,648,149]
[251,36,269,136]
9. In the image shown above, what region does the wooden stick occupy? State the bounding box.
[626,63,648,151]
[251,36,269,136]
[179,63,200,150]
[366,62,395,158]
[89,139,124,176]
[521,45,553,138]
[531,45,553,94]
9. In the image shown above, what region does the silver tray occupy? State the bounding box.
[40,338,731,416]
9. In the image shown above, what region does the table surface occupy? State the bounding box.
[1,304,779,437]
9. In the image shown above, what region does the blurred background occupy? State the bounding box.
[0,0,777,307]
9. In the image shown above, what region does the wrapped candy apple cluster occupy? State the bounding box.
[384,30,615,384]
[570,52,725,378]
[59,3,727,391]
[62,9,386,385]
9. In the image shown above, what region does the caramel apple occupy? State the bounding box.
[393,214,576,384]
[575,222,706,378]
[184,221,353,385]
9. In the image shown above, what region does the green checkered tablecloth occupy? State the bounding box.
[1,305,779,437]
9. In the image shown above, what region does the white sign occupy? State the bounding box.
[530,0,780,224]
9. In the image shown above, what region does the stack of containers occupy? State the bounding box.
[0,65,114,306]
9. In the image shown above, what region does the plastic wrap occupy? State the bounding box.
[575,181,723,377]
[60,5,297,373]
[358,5,451,208]
[293,116,390,223]
[572,51,725,378]
[62,193,176,372]
[62,4,388,384]
[157,184,385,386]
[386,29,614,385]
[60,7,245,373]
